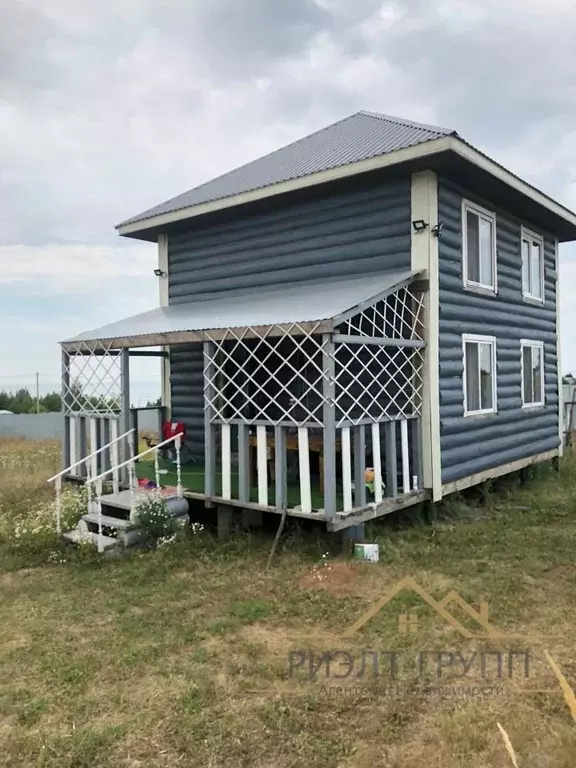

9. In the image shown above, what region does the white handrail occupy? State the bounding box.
[47,427,135,483]
[87,433,182,486]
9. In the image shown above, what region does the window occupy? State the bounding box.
[521,228,544,302]
[462,200,497,292]
[463,335,497,416]
[521,340,544,407]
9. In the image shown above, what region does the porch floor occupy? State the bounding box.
[135,458,343,511]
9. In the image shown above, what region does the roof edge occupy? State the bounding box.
[116,136,453,236]
[116,134,576,240]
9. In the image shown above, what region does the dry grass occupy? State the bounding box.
[1,438,576,766]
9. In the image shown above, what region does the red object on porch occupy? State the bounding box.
[162,421,185,442]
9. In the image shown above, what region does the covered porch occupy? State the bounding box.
[59,270,429,532]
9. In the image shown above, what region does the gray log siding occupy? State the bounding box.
[166,179,412,451]
[438,178,559,485]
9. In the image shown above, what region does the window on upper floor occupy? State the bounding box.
[521,340,544,408]
[521,228,544,303]
[462,200,497,293]
[463,334,497,416]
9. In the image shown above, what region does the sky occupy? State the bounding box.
[2,0,576,402]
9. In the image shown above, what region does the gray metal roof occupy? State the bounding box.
[118,111,455,229]
[63,269,417,347]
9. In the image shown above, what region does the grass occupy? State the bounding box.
[1,436,576,765]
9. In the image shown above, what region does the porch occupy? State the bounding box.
[56,269,429,539]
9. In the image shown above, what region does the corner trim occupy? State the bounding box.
[411,170,442,501]
[158,233,171,417]
[556,238,563,456]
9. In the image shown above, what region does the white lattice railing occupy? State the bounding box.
[47,428,135,537]
[86,433,184,553]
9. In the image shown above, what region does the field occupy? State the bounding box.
[1,437,576,766]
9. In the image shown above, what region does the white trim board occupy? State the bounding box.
[117,136,576,238]
[410,170,442,501]
[441,448,559,496]
[556,238,564,456]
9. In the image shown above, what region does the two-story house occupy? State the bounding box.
[57,111,576,547]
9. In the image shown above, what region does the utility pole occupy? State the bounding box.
[36,372,40,414]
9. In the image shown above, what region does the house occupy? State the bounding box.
[55,111,576,546]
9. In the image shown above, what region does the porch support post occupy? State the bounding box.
[353,425,366,508]
[204,341,216,499]
[120,348,131,485]
[238,424,250,503]
[274,425,287,511]
[322,334,337,519]
[411,417,423,492]
[61,347,71,471]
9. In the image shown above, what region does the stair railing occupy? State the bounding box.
[86,434,183,553]
[47,428,136,537]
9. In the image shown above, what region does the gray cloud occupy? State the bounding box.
[2,0,576,247]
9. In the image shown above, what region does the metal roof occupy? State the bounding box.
[117,111,455,228]
[63,269,417,349]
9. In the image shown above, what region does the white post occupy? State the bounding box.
[221,423,232,500]
[110,419,119,494]
[400,418,410,494]
[96,478,104,553]
[175,434,183,498]
[90,417,98,479]
[154,450,161,491]
[371,422,383,504]
[55,476,62,535]
[256,425,268,507]
[298,426,312,514]
[341,426,353,512]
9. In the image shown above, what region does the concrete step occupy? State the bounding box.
[81,513,134,530]
[62,529,119,550]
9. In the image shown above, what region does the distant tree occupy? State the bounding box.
[146,397,162,407]
[40,392,62,412]
[0,388,62,413]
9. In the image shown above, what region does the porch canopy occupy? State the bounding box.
[62,269,421,351]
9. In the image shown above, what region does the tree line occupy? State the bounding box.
[0,389,61,414]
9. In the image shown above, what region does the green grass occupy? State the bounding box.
[2,437,576,766]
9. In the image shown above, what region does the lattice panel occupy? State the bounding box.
[63,341,121,416]
[204,324,329,426]
[342,285,425,340]
[334,344,424,426]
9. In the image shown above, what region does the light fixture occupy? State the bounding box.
[153,268,165,277]
[412,219,428,233]
[431,222,444,238]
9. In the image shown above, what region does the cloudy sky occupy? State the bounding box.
[2,0,576,398]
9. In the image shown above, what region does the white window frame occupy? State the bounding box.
[462,199,497,294]
[520,339,545,408]
[462,334,498,416]
[521,227,545,303]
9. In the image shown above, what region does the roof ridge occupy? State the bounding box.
[358,109,456,136]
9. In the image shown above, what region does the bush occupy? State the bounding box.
[130,491,182,545]
[1,485,88,553]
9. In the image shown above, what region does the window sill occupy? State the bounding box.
[522,402,545,410]
[463,282,498,298]
[522,294,545,307]
[464,409,497,419]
